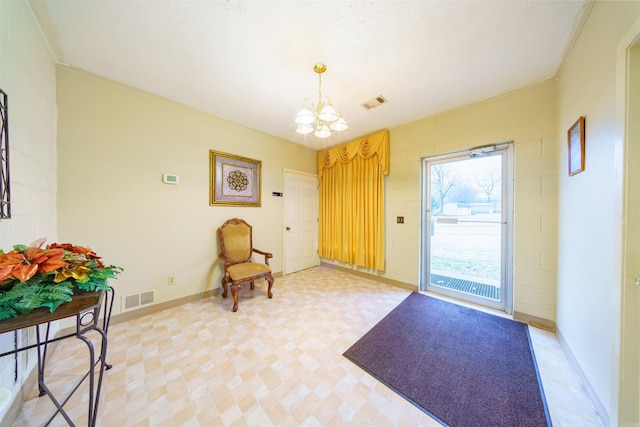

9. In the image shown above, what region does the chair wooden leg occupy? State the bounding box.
[231,283,241,312]
[221,275,229,298]
[266,275,274,299]
[250,281,255,290]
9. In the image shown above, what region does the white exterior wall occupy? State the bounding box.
[0,0,58,423]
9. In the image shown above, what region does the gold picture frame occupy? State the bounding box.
[568,116,585,176]
[209,150,261,207]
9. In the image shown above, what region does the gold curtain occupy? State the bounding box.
[317,130,389,270]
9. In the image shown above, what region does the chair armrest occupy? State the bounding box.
[253,248,272,258]
[252,248,273,265]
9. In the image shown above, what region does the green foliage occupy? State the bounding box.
[0,306,17,320]
[12,244,30,252]
[0,281,74,316]
[0,265,122,319]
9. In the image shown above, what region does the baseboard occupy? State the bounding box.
[109,288,221,326]
[513,311,556,332]
[556,328,609,426]
[320,261,417,291]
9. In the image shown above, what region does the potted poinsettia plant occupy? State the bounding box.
[0,238,122,320]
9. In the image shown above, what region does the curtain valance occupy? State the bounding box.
[318,130,389,177]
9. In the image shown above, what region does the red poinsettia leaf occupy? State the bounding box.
[48,243,73,251]
[22,247,42,260]
[34,248,64,261]
[0,252,25,268]
[12,264,39,282]
[72,245,100,259]
[0,265,17,282]
[38,258,69,273]
[50,248,65,258]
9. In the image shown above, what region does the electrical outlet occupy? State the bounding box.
[168,276,175,286]
[397,216,404,224]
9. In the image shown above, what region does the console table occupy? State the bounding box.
[0,287,115,426]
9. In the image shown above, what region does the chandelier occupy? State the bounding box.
[294,63,348,138]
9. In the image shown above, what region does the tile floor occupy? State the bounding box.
[11,266,602,426]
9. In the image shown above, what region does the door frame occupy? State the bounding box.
[612,16,640,426]
[420,142,514,314]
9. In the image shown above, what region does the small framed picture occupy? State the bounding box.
[209,150,261,207]
[568,116,585,176]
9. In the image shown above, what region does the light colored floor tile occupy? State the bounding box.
[11,266,601,426]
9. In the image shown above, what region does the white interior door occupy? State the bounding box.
[283,170,319,274]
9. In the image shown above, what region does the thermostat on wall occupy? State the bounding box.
[163,173,179,184]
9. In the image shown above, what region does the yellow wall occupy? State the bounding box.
[56,67,317,315]
[328,80,558,323]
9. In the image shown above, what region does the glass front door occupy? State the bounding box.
[422,145,513,312]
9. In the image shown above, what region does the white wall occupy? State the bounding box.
[556,1,640,423]
[56,67,317,316]
[0,0,58,423]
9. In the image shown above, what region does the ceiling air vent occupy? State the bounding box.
[361,95,388,111]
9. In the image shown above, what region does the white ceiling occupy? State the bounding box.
[31,0,587,150]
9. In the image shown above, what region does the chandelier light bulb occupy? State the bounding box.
[318,102,339,122]
[330,116,348,132]
[314,123,331,138]
[295,107,316,126]
[296,124,314,134]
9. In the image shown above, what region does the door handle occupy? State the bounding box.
[286,227,291,231]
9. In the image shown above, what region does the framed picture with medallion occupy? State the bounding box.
[209,150,261,207]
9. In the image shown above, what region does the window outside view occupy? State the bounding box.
[429,155,502,301]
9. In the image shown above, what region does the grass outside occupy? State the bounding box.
[430,216,501,286]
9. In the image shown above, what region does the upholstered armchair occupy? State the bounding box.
[217,218,274,312]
